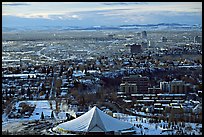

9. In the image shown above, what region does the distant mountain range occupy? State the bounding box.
[2,23,202,32]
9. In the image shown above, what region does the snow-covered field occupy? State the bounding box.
[2,100,77,123]
[114,113,202,135]
[3,100,54,123]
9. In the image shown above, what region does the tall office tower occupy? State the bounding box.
[141,31,147,39]
[161,36,167,42]
[194,36,202,43]
[148,40,155,48]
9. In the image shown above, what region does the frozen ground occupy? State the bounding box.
[114,113,202,135]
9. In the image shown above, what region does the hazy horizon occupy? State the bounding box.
[2,2,202,29]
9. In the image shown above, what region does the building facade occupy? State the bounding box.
[126,43,142,54]
[160,80,189,94]
[120,82,137,95]
[121,75,149,93]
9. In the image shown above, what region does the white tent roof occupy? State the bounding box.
[56,106,133,132]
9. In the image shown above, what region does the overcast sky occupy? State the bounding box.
[2,2,202,27]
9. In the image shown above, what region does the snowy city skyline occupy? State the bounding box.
[2,1,202,135]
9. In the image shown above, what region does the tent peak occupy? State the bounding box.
[56,105,134,133]
[91,106,99,111]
